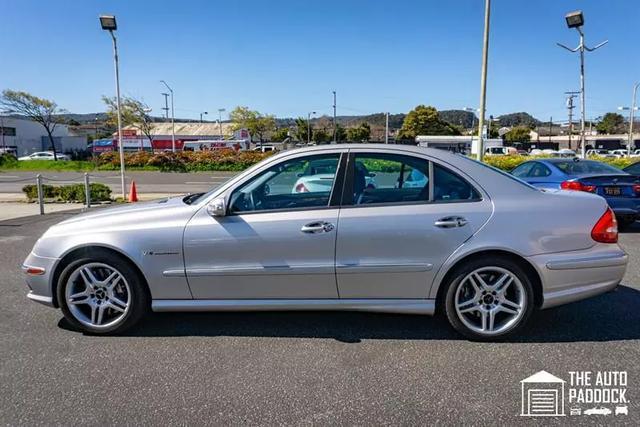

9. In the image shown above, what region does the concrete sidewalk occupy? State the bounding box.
[0,193,185,222]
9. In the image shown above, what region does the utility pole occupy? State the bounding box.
[385,112,389,144]
[307,111,316,145]
[548,117,552,144]
[218,108,226,139]
[332,91,337,144]
[619,83,640,157]
[476,0,491,161]
[160,80,176,152]
[161,93,170,119]
[557,10,608,158]
[565,92,579,150]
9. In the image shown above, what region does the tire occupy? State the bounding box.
[57,252,149,334]
[443,257,535,341]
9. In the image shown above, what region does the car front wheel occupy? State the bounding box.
[443,258,534,341]
[57,253,149,334]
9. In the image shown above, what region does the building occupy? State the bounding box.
[101,122,244,152]
[520,371,566,417]
[0,116,87,156]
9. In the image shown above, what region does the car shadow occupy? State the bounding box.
[57,285,640,343]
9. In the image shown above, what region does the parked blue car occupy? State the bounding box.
[511,158,640,228]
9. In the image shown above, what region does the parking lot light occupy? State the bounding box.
[564,10,584,29]
[100,14,126,199]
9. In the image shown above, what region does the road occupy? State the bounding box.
[0,212,639,425]
[0,171,238,194]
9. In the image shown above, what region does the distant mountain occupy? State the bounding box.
[439,110,475,128]
[496,112,540,128]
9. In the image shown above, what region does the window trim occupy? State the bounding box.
[226,151,347,216]
[341,152,483,208]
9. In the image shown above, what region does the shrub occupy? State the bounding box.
[22,183,111,202]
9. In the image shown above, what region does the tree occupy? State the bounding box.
[1,90,67,160]
[229,106,276,142]
[496,112,540,128]
[271,127,290,142]
[103,96,154,150]
[397,105,460,140]
[335,123,347,142]
[294,117,312,142]
[596,112,625,135]
[313,129,331,143]
[346,122,371,142]
[503,126,531,143]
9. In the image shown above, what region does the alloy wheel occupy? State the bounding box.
[454,266,526,336]
[64,262,131,329]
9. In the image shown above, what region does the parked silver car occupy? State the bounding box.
[22,145,628,340]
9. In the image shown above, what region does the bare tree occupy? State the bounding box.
[103,96,155,151]
[1,90,67,160]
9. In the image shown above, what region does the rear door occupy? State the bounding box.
[335,149,493,299]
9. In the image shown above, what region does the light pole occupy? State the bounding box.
[160,80,176,152]
[557,10,608,158]
[217,108,226,139]
[565,92,579,150]
[332,91,337,143]
[618,82,640,157]
[307,111,316,145]
[476,0,491,161]
[161,92,170,119]
[100,14,126,199]
[385,112,389,144]
[200,111,208,123]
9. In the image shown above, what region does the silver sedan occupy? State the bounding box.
[22,145,628,340]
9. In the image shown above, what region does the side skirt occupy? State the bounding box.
[151,299,436,315]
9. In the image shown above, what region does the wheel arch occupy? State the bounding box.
[434,249,544,313]
[50,244,149,308]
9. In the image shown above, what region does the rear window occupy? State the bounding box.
[552,160,624,176]
[455,154,538,191]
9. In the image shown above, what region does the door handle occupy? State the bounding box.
[434,216,468,228]
[301,221,335,234]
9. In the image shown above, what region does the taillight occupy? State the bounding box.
[591,208,618,243]
[295,183,309,193]
[633,184,640,195]
[561,180,596,192]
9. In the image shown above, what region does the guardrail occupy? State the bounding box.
[1,173,121,215]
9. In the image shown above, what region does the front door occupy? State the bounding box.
[183,151,345,299]
[335,151,492,299]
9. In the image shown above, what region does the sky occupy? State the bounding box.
[1,0,638,123]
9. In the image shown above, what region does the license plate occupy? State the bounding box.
[604,187,621,196]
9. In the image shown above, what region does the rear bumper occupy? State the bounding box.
[527,246,628,309]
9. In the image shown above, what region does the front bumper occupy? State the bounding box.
[527,245,628,309]
[22,252,59,308]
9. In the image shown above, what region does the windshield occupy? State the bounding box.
[552,160,625,176]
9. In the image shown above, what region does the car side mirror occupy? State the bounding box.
[207,197,226,217]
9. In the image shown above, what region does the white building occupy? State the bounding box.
[0,116,87,156]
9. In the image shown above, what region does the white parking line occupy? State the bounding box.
[0,176,20,179]
[185,181,215,185]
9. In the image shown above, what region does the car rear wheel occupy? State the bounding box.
[443,257,534,341]
[57,254,149,334]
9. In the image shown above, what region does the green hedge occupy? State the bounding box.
[22,183,112,203]
[483,155,639,171]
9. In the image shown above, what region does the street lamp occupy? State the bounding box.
[618,82,640,156]
[557,10,608,158]
[307,111,316,145]
[160,80,176,152]
[218,108,226,139]
[100,14,126,199]
[332,91,337,143]
[200,111,208,123]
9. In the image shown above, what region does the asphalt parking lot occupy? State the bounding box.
[1,211,639,425]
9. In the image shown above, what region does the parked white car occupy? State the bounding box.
[631,149,640,158]
[253,144,277,153]
[292,159,376,193]
[586,149,610,157]
[557,149,577,158]
[608,149,628,158]
[18,151,70,161]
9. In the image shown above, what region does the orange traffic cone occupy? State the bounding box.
[128,181,138,203]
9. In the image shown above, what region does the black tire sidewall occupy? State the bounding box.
[443,257,535,341]
[57,254,148,334]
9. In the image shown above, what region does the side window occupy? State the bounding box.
[529,163,551,178]
[229,153,340,213]
[350,153,430,205]
[433,164,480,202]
[511,162,534,178]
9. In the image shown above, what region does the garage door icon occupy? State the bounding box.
[520,371,566,417]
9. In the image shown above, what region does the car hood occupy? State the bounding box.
[57,196,187,225]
